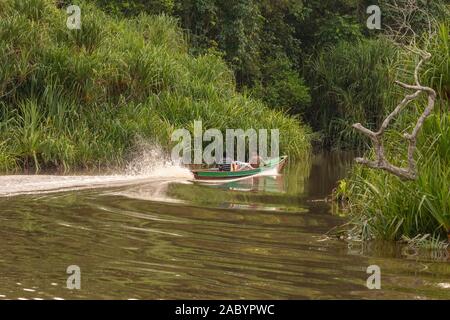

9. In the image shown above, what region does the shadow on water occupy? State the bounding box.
[0,151,448,299]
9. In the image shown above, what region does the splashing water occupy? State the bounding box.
[124,142,192,179]
[0,143,193,197]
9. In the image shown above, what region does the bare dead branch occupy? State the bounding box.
[353,52,437,180]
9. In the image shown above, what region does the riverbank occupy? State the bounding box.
[338,23,450,243]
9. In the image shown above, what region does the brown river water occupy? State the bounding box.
[0,152,448,300]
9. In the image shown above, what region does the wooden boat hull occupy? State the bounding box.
[192,156,288,181]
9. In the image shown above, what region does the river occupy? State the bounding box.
[0,152,448,299]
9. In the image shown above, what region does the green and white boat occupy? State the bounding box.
[192,156,288,181]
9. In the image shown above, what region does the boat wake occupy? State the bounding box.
[0,144,193,197]
[0,166,193,197]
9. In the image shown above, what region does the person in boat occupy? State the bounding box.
[218,153,261,172]
[218,156,233,172]
[218,155,252,172]
[231,160,254,172]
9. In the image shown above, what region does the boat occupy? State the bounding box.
[191,156,288,181]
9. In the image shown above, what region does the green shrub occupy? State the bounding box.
[307,38,398,149]
[251,55,311,115]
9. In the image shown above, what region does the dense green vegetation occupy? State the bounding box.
[306,38,398,148]
[92,0,448,147]
[0,0,310,172]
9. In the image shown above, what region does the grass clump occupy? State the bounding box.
[0,0,310,173]
[307,38,399,149]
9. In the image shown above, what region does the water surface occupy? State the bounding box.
[0,152,448,299]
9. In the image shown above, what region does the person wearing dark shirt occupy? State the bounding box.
[218,156,233,171]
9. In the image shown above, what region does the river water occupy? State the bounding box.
[0,152,448,300]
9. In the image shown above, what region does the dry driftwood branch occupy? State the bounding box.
[353,51,436,180]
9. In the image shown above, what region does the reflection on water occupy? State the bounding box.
[0,152,448,299]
